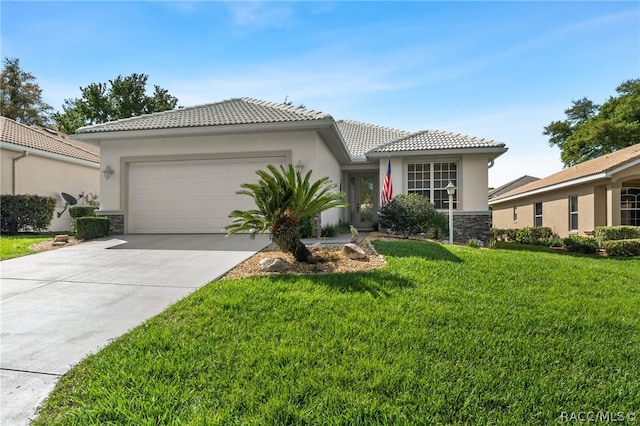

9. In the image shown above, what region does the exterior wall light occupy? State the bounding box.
[102,165,114,180]
[295,160,305,173]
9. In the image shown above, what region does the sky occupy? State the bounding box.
[2,1,639,187]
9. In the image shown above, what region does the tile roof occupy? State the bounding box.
[491,143,640,201]
[488,175,539,199]
[76,97,333,134]
[0,116,99,163]
[368,129,506,154]
[336,119,411,157]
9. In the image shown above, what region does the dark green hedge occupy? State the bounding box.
[595,226,640,245]
[602,239,640,257]
[563,235,598,254]
[1,194,56,233]
[69,206,97,218]
[75,217,109,239]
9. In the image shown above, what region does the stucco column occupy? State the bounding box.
[606,183,622,226]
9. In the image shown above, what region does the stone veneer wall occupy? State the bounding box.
[452,211,492,245]
[96,213,125,235]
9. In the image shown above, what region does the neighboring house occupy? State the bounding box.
[488,175,539,200]
[72,98,507,242]
[489,143,640,237]
[0,116,100,232]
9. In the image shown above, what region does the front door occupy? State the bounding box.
[351,173,377,229]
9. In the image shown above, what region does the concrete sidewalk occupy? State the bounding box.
[0,234,269,425]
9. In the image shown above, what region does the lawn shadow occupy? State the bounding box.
[267,269,415,298]
[370,239,463,263]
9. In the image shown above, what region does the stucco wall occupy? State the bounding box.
[492,182,600,237]
[491,164,640,237]
[1,147,100,232]
[94,130,344,232]
[377,154,491,212]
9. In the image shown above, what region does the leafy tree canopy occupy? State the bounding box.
[0,57,53,126]
[54,73,179,134]
[544,79,640,167]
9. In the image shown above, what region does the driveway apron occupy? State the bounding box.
[0,234,269,425]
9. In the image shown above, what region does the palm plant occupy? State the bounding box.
[225,164,347,263]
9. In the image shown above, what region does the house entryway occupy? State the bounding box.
[349,172,378,229]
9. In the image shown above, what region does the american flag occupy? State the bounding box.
[381,158,393,204]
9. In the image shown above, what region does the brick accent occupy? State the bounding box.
[451,211,492,244]
[96,213,125,235]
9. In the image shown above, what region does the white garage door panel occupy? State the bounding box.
[129,157,286,233]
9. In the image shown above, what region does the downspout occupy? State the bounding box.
[12,151,29,194]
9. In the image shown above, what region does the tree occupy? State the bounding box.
[0,57,53,126]
[544,79,640,167]
[225,164,347,263]
[53,73,179,133]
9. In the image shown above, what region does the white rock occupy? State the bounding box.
[259,258,289,272]
[343,243,367,259]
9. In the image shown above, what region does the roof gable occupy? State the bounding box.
[489,175,539,199]
[367,129,506,155]
[336,119,411,158]
[492,143,640,202]
[76,97,332,134]
[0,116,99,163]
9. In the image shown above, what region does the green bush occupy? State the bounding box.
[1,194,56,233]
[69,206,97,218]
[300,215,315,238]
[595,226,640,245]
[423,210,448,239]
[602,239,640,257]
[515,227,553,245]
[563,235,598,254]
[378,193,438,238]
[321,224,337,237]
[75,217,110,239]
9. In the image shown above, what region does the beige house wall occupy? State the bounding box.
[1,147,100,232]
[377,153,491,212]
[491,163,640,237]
[94,130,345,229]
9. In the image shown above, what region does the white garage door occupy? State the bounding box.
[128,156,287,233]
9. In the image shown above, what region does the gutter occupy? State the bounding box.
[1,142,100,168]
[12,151,28,194]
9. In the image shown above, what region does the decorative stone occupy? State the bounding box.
[52,241,67,246]
[343,243,367,259]
[259,258,289,272]
[53,235,69,243]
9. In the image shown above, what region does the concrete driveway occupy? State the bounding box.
[0,234,270,425]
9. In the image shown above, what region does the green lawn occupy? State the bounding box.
[34,240,640,425]
[0,235,54,260]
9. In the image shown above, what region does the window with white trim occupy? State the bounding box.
[534,202,543,227]
[407,162,457,209]
[569,196,578,231]
[621,188,640,226]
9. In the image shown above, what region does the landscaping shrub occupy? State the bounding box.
[563,235,598,254]
[423,210,448,239]
[602,239,640,257]
[69,206,97,218]
[0,194,56,233]
[75,217,109,239]
[378,193,438,238]
[321,224,337,237]
[595,226,640,245]
[300,215,315,238]
[515,226,553,245]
